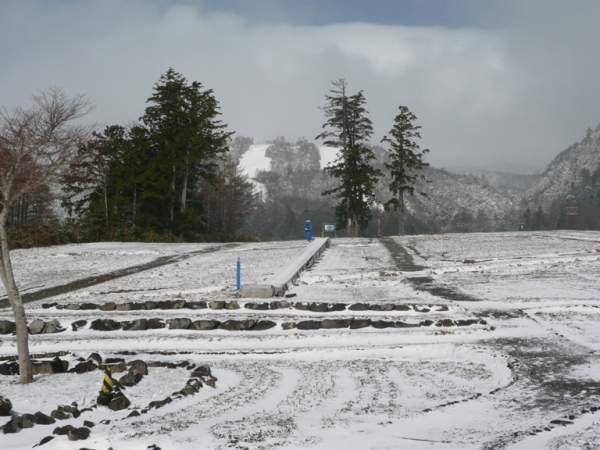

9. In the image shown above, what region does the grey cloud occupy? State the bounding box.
[1,1,599,173]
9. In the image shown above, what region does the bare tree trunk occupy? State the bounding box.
[180,163,189,213]
[0,210,32,384]
[398,193,405,236]
[170,165,176,226]
[103,170,108,227]
[132,184,137,232]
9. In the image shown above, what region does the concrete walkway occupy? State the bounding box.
[241,237,331,297]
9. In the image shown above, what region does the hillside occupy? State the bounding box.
[527,123,600,209]
[236,138,525,235]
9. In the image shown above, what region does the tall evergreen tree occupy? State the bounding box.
[381,105,429,236]
[317,79,380,237]
[141,68,233,235]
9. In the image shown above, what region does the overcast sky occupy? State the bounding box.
[1,0,599,173]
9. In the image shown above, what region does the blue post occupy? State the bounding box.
[236,257,241,291]
[304,219,312,242]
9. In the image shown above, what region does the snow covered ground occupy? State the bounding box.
[1,231,600,449]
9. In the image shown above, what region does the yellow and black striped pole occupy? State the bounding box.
[101,367,113,394]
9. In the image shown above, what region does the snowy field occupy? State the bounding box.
[1,231,600,449]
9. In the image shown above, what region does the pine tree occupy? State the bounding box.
[317,79,381,237]
[141,68,233,235]
[381,106,429,236]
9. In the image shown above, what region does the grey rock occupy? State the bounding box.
[80,302,98,310]
[0,362,19,375]
[190,320,220,331]
[29,318,46,334]
[87,353,102,365]
[38,436,55,446]
[69,360,97,374]
[67,426,91,441]
[90,319,123,331]
[254,320,277,331]
[281,322,295,330]
[122,319,148,331]
[320,319,352,329]
[144,301,158,310]
[33,411,56,425]
[328,303,347,312]
[296,320,320,330]
[191,364,211,378]
[172,299,186,309]
[157,300,174,310]
[71,319,87,331]
[108,361,127,374]
[219,320,255,331]
[50,410,69,420]
[60,404,80,418]
[0,395,12,416]
[147,318,165,329]
[0,320,16,334]
[349,303,370,311]
[309,302,328,313]
[394,304,411,311]
[371,320,395,329]
[108,392,131,411]
[44,322,64,334]
[2,416,19,433]
[349,319,371,329]
[53,424,75,435]
[455,319,479,326]
[119,372,143,387]
[396,321,420,328]
[116,303,132,311]
[167,318,192,330]
[98,302,116,311]
[209,300,226,310]
[129,360,149,376]
[148,397,172,410]
[245,302,269,310]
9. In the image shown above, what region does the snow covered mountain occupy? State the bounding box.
[235,124,600,235]
[527,123,600,210]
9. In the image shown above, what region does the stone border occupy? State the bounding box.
[37,300,452,313]
[0,316,489,345]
